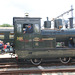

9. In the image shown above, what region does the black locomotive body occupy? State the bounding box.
[13,16,75,65]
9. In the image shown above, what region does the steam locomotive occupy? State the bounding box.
[13,15,75,65]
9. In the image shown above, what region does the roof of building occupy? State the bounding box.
[0,27,14,32]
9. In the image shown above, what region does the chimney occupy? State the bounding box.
[69,17,73,28]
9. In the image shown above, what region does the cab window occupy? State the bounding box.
[23,24,33,33]
[17,24,22,33]
[34,24,40,33]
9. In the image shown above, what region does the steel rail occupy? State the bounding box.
[0,68,75,74]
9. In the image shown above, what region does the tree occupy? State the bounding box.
[0,24,13,27]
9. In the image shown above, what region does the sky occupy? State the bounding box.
[0,0,75,25]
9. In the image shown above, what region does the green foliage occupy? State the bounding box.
[0,24,13,27]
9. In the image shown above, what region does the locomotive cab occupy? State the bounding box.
[13,17,56,50]
[13,17,44,50]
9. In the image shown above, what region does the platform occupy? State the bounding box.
[0,53,17,59]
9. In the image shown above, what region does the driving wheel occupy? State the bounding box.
[60,57,71,64]
[30,58,42,65]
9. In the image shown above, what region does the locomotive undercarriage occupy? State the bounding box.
[15,48,75,65]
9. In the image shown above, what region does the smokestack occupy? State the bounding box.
[47,17,49,21]
[69,17,73,28]
[44,17,51,28]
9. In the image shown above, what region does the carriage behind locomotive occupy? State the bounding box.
[0,27,14,53]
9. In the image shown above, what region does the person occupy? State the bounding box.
[0,40,4,53]
[23,28,27,33]
[23,25,33,33]
[7,42,10,49]
[69,37,74,48]
[4,42,10,52]
[4,43,7,49]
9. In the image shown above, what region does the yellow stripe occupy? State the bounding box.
[42,38,54,40]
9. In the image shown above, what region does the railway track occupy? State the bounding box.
[0,62,75,75]
[0,59,75,69]
[0,64,75,75]
[0,59,75,75]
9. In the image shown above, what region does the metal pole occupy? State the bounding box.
[71,5,73,18]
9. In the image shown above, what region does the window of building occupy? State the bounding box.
[0,33,4,39]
